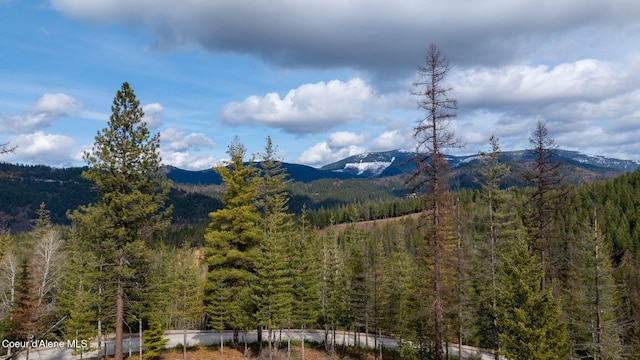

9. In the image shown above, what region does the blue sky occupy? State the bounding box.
[1,1,640,170]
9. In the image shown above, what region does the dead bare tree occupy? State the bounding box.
[410,43,459,360]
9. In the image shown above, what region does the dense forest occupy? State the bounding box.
[2,134,640,359]
[3,62,640,360]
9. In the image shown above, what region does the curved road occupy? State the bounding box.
[7,330,500,360]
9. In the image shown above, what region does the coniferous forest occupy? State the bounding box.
[3,48,640,360]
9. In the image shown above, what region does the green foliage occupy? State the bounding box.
[171,245,205,330]
[68,82,171,360]
[289,210,321,330]
[205,136,261,332]
[142,317,169,359]
[7,120,640,357]
[79,83,171,242]
[564,206,623,359]
[254,137,294,336]
[468,135,521,351]
[319,228,344,352]
[496,234,566,359]
[0,228,12,268]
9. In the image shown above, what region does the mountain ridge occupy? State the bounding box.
[320,149,640,178]
[1,149,638,231]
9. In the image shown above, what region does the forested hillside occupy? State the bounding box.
[0,150,631,233]
[2,140,640,359]
[2,80,640,360]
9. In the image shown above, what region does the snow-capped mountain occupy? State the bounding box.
[320,150,415,178]
[320,149,640,178]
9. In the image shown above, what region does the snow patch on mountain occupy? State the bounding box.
[344,157,395,176]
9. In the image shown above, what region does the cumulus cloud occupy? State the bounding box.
[451,59,628,108]
[442,55,640,156]
[370,130,414,151]
[160,150,217,171]
[1,93,81,134]
[31,93,81,116]
[161,127,215,151]
[220,78,374,134]
[296,141,365,166]
[295,130,370,165]
[158,127,216,169]
[3,131,75,166]
[328,131,368,148]
[142,102,164,128]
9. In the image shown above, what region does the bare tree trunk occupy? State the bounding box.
[139,319,142,360]
[115,255,125,360]
[301,327,306,360]
[434,192,444,360]
[594,207,603,360]
[183,327,187,360]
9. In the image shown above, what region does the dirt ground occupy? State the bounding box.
[138,345,377,360]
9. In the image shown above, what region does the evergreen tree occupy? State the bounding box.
[254,136,294,358]
[366,233,387,358]
[565,205,622,359]
[11,259,47,360]
[343,223,367,344]
[410,43,459,360]
[57,228,98,356]
[171,245,204,360]
[290,208,320,360]
[319,228,343,353]
[68,82,171,360]
[473,135,511,357]
[205,136,260,342]
[142,317,168,359]
[379,222,414,339]
[496,234,566,359]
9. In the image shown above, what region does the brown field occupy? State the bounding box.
[138,345,379,360]
[317,212,422,235]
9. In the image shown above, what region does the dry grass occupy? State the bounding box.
[317,212,422,236]
[143,345,363,360]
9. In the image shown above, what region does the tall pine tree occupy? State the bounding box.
[290,208,320,360]
[68,82,171,360]
[565,205,622,359]
[205,136,260,345]
[254,137,294,358]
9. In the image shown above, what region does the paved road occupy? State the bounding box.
[7,330,500,360]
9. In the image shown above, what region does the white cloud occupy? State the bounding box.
[452,59,628,107]
[161,127,215,151]
[370,130,413,151]
[158,127,217,170]
[31,93,81,117]
[296,133,366,166]
[4,131,75,166]
[142,102,163,128]
[327,131,367,147]
[160,150,217,171]
[0,93,81,134]
[220,78,374,134]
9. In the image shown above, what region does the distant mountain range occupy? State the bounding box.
[319,149,640,178]
[1,149,638,231]
[162,149,640,185]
